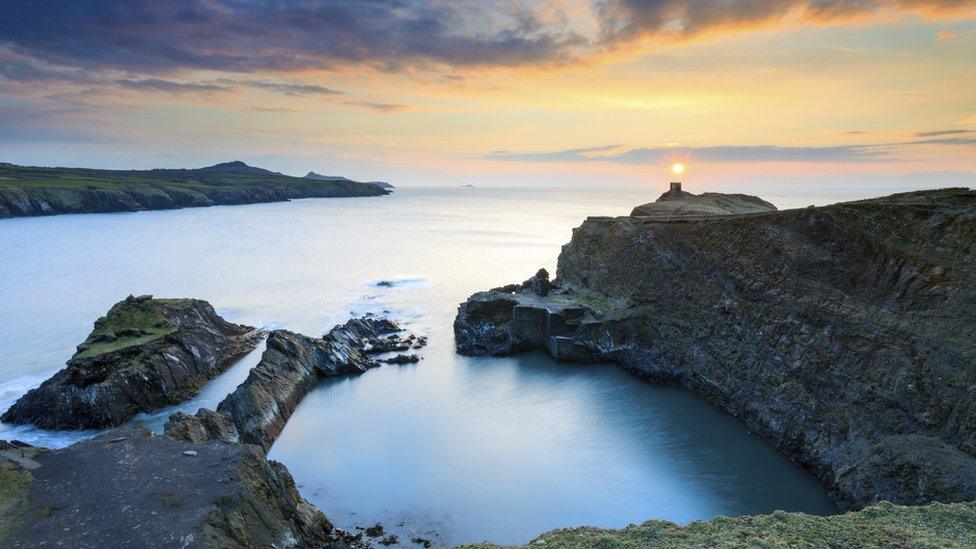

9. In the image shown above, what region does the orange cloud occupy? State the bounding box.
[596,0,976,47]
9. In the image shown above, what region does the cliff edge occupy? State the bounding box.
[455,188,976,510]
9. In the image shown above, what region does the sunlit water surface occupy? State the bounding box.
[2,184,932,544]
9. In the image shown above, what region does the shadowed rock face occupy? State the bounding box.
[1,296,260,430]
[630,187,777,217]
[167,316,425,452]
[455,188,976,510]
[0,429,350,548]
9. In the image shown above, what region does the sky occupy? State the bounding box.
[1,0,975,188]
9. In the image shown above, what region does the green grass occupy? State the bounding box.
[0,462,32,543]
[75,298,185,358]
[0,164,357,191]
[459,501,976,548]
[544,288,626,317]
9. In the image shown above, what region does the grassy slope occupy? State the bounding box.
[74,298,186,358]
[0,163,351,191]
[461,501,976,548]
[0,461,32,544]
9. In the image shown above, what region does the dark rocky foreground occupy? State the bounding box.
[455,188,976,510]
[0,161,390,219]
[0,429,351,548]
[1,314,425,548]
[167,316,425,451]
[2,295,261,429]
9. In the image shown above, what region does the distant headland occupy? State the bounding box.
[0,161,391,219]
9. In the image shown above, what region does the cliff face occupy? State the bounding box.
[1,295,260,429]
[455,188,976,510]
[0,162,390,219]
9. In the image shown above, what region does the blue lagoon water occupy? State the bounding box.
[0,185,898,544]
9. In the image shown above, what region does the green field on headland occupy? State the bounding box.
[0,161,389,218]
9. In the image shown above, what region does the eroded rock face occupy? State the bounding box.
[455,189,976,510]
[167,316,424,452]
[0,428,351,548]
[1,296,260,430]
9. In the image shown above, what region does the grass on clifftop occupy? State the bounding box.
[75,297,186,358]
[0,163,351,191]
[0,462,32,543]
[459,501,976,548]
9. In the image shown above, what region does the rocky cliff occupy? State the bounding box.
[455,188,976,510]
[0,161,390,219]
[1,295,260,429]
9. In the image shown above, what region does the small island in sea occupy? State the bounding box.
[0,161,390,219]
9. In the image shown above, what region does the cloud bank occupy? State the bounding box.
[0,0,971,81]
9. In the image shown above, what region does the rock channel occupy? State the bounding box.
[166,316,425,451]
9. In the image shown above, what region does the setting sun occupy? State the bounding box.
[672,163,685,175]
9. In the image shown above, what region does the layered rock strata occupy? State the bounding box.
[455,189,976,510]
[167,316,424,451]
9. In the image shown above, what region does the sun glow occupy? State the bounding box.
[671,163,685,175]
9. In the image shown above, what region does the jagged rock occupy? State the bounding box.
[2,296,260,429]
[0,428,351,548]
[382,354,421,365]
[167,317,421,452]
[165,409,240,444]
[455,189,976,510]
[524,268,552,297]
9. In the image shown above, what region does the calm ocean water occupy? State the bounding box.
[1,183,941,545]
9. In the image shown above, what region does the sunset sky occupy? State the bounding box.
[1,0,975,187]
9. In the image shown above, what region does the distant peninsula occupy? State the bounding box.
[305,171,394,189]
[0,161,390,219]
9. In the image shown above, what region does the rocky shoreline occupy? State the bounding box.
[166,316,425,451]
[1,298,425,547]
[456,188,976,511]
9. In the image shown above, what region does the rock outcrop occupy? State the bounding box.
[0,428,354,548]
[2,295,261,429]
[630,185,777,217]
[455,188,976,510]
[0,161,390,219]
[167,316,424,452]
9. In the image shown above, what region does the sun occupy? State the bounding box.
[671,163,685,175]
